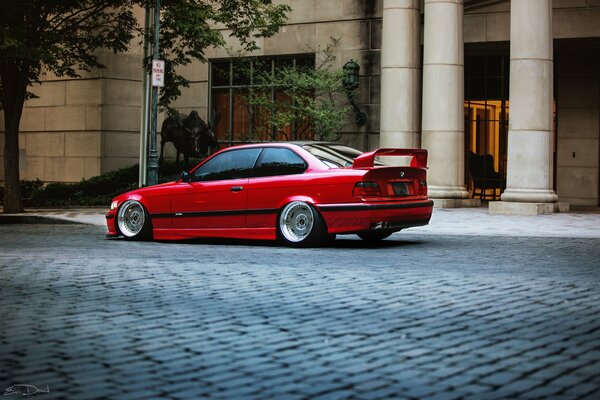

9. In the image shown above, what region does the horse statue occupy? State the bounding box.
[159,109,220,166]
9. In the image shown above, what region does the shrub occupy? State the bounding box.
[243,37,353,142]
[0,161,194,207]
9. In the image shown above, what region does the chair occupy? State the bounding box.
[467,151,504,200]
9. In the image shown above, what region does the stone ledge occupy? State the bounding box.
[432,198,482,208]
[489,201,570,216]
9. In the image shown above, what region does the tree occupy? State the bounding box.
[0,0,290,213]
[243,37,355,142]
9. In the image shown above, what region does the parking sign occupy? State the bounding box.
[152,59,165,87]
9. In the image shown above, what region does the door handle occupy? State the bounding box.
[230,186,243,192]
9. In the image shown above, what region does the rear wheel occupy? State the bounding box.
[277,201,326,247]
[358,231,393,242]
[117,200,153,241]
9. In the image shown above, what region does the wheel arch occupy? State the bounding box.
[276,195,318,210]
[116,194,154,215]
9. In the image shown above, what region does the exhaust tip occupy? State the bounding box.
[373,221,391,230]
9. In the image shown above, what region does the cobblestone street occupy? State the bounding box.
[1,224,599,399]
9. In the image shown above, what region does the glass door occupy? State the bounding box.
[464,55,509,200]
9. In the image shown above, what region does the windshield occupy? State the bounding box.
[302,143,387,168]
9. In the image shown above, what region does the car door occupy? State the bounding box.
[171,148,262,229]
[246,147,308,228]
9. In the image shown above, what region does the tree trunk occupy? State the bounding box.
[3,114,23,213]
[1,61,29,213]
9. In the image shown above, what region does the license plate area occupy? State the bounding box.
[390,181,410,196]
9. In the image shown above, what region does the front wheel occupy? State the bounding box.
[277,201,326,247]
[117,200,153,241]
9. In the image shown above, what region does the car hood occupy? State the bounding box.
[113,181,178,201]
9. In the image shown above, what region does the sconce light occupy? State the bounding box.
[342,59,367,127]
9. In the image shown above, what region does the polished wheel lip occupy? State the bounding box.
[117,200,146,238]
[279,201,314,243]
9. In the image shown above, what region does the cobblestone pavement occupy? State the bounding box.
[1,224,599,400]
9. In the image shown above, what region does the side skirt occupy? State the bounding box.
[153,227,276,241]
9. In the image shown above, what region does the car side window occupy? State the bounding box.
[252,148,308,178]
[192,148,262,181]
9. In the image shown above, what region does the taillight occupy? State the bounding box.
[353,181,381,197]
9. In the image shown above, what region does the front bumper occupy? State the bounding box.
[105,211,118,236]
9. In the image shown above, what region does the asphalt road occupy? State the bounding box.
[1,224,599,400]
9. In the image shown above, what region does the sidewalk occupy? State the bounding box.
[406,206,600,238]
[0,207,107,226]
[2,205,600,238]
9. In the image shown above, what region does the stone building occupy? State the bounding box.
[1,0,599,212]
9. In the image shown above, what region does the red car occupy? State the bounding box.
[106,142,433,246]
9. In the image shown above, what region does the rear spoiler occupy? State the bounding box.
[353,148,428,168]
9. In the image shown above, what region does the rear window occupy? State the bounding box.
[302,143,386,168]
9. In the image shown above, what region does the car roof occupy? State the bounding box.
[224,141,336,148]
[289,141,337,146]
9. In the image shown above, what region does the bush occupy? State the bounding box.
[0,161,195,207]
[0,178,45,206]
[28,165,140,207]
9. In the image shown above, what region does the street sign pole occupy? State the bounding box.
[148,0,161,186]
[138,6,152,187]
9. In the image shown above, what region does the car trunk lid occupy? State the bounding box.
[352,149,428,199]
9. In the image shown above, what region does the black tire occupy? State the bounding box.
[358,231,393,242]
[277,201,327,247]
[116,200,153,241]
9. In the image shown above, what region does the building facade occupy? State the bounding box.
[1,0,599,210]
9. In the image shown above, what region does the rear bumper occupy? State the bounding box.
[318,199,433,234]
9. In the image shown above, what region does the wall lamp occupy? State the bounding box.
[343,59,367,127]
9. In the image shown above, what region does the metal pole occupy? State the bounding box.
[138,6,152,187]
[148,0,161,186]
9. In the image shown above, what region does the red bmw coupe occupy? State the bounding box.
[106,142,433,246]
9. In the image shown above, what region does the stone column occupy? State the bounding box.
[490,0,564,215]
[379,0,421,152]
[421,0,473,207]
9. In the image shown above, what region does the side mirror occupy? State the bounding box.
[181,171,191,183]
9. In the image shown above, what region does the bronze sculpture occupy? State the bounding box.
[159,110,220,166]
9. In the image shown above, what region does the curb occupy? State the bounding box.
[0,215,84,225]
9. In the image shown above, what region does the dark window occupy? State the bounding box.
[252,148,307,177]
[232,59,251,86]
[192,148,262,181]
[212,61,230,87]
